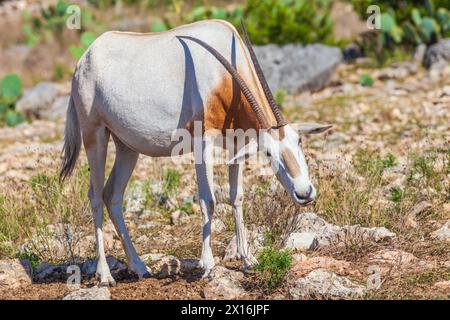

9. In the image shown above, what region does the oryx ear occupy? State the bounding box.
[291,122,333,135]
[227,139,258,165]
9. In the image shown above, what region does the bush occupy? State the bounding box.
[22,0,98,48]
[0,74,24,127]
[238,0,335,45]
[153,0,336,46]
[255,246,292,291]
[351,0,450,47]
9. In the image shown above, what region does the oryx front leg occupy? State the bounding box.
[229,163,257,269]
[195,139,216,274]
[84,127,116,287]
[103,135,150,279]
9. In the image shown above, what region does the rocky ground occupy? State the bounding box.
[0,57,449,300]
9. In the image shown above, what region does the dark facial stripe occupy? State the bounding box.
[281,148,301,178]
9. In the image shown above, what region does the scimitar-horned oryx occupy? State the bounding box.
[60,19,332,286]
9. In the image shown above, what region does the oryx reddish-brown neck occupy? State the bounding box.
[204,73,276,133]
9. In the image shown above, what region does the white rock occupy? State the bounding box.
[211,219,227,233]
[292,253,308,263]
[63,287,111,300]
[223,228,265,261]
[170,210,188,225]
[285,232,318,250]
[16,82,59,117]
[124,181,144,214]
[0,259,33,290]
[431,220,450,242]
[138,221,163,230]
[290,269,365,299]
[289,212,396,247]
[141,254,199,278]
[202,266,245,300]
[139,210,163,220]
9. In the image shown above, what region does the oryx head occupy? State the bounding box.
[229,122,331,204]
[231,21,332,204]
[178,21,331,205]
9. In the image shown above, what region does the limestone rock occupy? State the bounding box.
[0,259,32,290]
[290,269,365,299]
[63,287,111,300]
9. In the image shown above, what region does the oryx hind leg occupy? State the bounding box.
[84,126,115,286]
[195,138,216,274]
[229,163,257,269]
[103,134,150,279]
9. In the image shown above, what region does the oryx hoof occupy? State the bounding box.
[129,262,151,280]
[97,273,117,287]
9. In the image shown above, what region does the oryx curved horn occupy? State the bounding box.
[240,19,286,128]
[177,35,271,129]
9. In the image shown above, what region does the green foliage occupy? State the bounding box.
[359,74,374,87]
[240,0,335,45]
[0,74,24,127]
[382,153,397,168]
[69,31,97,60]
[153,0,335,45]
[142,168,182,212]
[22,0,100,51]
[162,168,181,197]
[255,246,292,291]
[151,19,168,32]
[275,89,287,108]
[389,186,405,203]
[16,251,41,269]
[0,74,22,101]
[352,0,450,47]
[22,0,71,47]
[354,149,396,178]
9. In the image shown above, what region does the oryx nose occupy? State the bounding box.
[295,185,313,200]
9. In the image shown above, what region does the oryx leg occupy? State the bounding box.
[84,126,115,286]
[103,135,150,279]
[229,163,257,268]
[195,139,216,273]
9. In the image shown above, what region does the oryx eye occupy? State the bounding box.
[266,151,272,157]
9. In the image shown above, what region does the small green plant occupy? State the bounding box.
[142,168,182,212]
[162,168,181,196]
[255,246,292,291]
[352,0,450,48]
[16,251,40,270]
[0,74,24,127]
[151,19,168,32]
[69,31,97,60]
[382,153,397,168]
[275,89,287,108]
[389,186,405,203]
[359,74,374,87]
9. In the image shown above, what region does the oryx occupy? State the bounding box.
[60,19,331,286]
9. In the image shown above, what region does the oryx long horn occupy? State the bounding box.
[177,35,271,129]
[240,19,286,128]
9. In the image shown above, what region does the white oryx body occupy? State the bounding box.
[61,20,331,286]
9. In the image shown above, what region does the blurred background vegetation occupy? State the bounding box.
[1,0,450,126]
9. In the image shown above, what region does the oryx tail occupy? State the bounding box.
[60,95,81,181]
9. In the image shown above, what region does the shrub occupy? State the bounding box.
[22,0,98,48]
[238,0,335,45]
[351,0,450,47]
[255,246,292,291]
[0,74,24,127]
[153,0,336,46]
[69,31,97,60]
[359,74,374,87]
